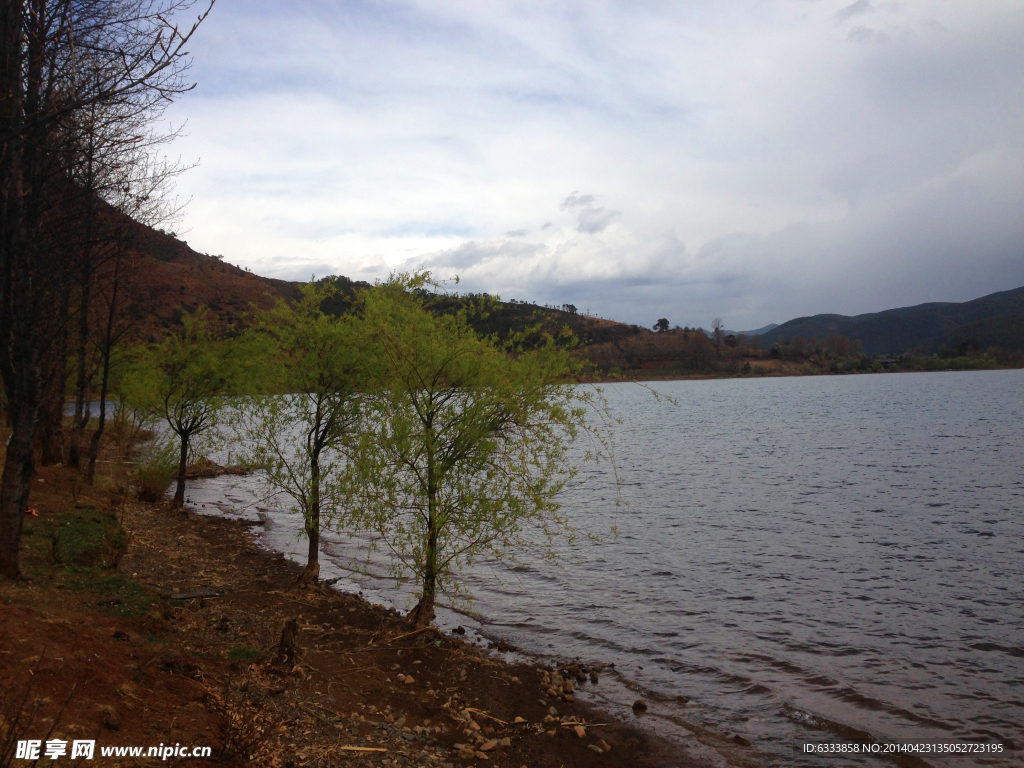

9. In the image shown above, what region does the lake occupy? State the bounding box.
[186,369,1023,766]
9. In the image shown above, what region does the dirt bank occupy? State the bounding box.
[1,458,766,767]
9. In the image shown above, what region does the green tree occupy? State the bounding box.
[345,274,606,626]
[237,283,365,586]
[122,308,237,509]
[653,318,670,333]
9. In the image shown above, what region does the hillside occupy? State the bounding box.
[759,286,1024,355]
[122,223,301,340]
[125,224,648,349]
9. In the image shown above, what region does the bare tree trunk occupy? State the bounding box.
[84,372,108,484]
[68,234,94,469]
[37,283,70,465]
[0,407,36,579]
[86,257,121,484]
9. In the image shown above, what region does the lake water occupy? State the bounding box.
[185,370,1024,766]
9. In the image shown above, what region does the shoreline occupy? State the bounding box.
[582,362,1021,384]
[1,458,764,767]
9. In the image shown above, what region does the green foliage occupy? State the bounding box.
[236,283,366,578]
[343,273,610,622]
[119,307,251,507]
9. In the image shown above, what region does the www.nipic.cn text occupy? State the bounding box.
[15,740,212,761]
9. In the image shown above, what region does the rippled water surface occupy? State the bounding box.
[188,370,1024,766]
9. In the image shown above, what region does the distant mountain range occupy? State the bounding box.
[717,323,779,337]
[757,286,1024,355]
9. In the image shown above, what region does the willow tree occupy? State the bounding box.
[122,308,237,509]
[346,274,606,626]
[237,282,365,586]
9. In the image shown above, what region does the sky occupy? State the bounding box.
[164,0,1024,330]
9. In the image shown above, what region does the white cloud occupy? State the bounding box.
[166,0,1024,328]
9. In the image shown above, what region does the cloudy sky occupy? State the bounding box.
[165,0,1024,330]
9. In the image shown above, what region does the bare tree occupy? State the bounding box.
[712,317,724,356]
[0,0,215,580]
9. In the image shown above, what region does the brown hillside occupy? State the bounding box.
[123,222,302,341]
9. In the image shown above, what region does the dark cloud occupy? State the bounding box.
[560,192,595,209]
[836,0,873,23]
[424,239,544,270]
[505,228,527,237]
[847,25,886,44]
[577,207,621,234]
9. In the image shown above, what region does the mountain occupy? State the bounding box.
[712,323,779,338]
[759,286,1024,355]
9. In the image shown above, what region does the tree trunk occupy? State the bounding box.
[86,267,119,484]
[38,283,69,465]
[291,450,320,587]
[410,524,438,627]
[37,354,67,465]
[68,271,92,469]
[410,441,438,628]
[0,397,37,580]
[85,384,107,484]
[171,434,188,508]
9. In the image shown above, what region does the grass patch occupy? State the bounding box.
[19,505,155,619]
[62,569,154,618]
[227,645,262,663]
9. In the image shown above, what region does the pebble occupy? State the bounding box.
[632,699,648,713]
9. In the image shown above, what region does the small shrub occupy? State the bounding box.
[43,523,63,565]
[111,402,155,459]
[102,512,130,570]
[136,441,179,502]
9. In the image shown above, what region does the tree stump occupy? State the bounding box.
[272,619,301,668]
